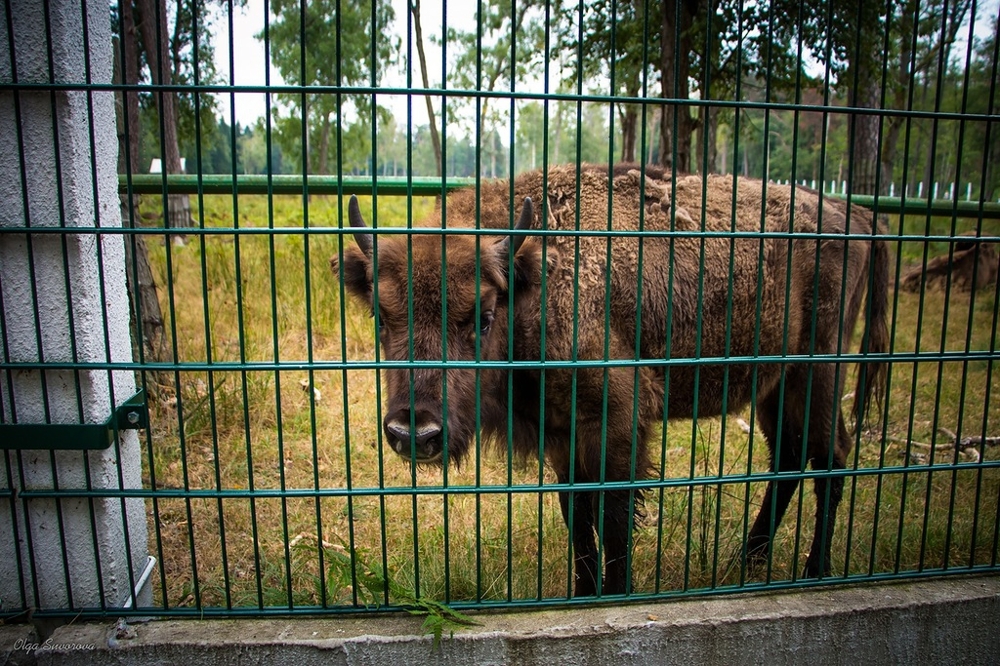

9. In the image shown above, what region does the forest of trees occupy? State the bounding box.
[114,0,1000,200]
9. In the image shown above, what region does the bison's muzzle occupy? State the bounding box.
[383,409,444,463]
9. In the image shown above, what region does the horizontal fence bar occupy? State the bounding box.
[6,225,1000,244]
[15,461,1000,501]
[1,350,995,373]
[123,174,474,197]
[119,175,1000,219]
[0,389,147,450]
[5,80,999,123]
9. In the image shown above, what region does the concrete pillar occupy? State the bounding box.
[0,1,151,614]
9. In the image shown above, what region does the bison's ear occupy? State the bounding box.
[331,244,373,303]
[511,239,558,291]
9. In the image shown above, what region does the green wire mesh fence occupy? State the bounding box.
[0,0,998,621]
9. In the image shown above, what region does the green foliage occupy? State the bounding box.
[442,1,547,104]
[436,0,547,174]
[170,1,225,141]
[117,1,250,167]
[263,0,399,175]
[237,118,286,175]
[120,1,996,191]
[315,541,481,650]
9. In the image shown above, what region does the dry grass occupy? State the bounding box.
[140,194,1000,610]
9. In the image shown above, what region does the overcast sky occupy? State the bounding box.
[211,0,1000,129]
[211,0,470,128]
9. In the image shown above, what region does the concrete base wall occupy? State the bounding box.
[8,576,997,666]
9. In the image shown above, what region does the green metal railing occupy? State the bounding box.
[122,174,1000,217]
[1,0,999,624]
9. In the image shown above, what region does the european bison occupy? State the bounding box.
[333,164,889,596]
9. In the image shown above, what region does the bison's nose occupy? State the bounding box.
[383,411,444,462]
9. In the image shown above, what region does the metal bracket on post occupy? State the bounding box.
[0,388,148,451]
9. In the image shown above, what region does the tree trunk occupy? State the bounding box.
[698,14,720,174]
[988,134,1000,201]
[659,0,696,172]
[847,75,882,195]
[899,234,999,293]
[552,100,563,164]
[410,0,442,177]
[302,95,311,175]
[115,5,169,381]
[619,104,638,163]
[880,1,915,191]
[135,0,191,234]
[698,104,718,173]
[318,111,331,175]
[490,134,497,178]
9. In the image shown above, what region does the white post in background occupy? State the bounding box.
[0,0,151,615]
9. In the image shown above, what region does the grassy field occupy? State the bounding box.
[139,192,1000,610]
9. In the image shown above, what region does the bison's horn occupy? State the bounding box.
[502,197,533,259]
[348,195,373,258]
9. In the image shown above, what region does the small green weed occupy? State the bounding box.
[303,539,481,649]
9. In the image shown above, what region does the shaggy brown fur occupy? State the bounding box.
[333,164,889,596]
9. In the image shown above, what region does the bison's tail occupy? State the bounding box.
[852,237,890,430]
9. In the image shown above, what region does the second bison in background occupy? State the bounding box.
[333,164,889,596]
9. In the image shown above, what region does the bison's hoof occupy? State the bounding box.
[802,554,832,579]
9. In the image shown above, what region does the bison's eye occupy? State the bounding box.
[479,311,495,336]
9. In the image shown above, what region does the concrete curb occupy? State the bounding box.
[14,576,998,665]
[1,624,40,666]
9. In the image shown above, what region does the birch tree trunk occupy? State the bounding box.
[410,0,442,176]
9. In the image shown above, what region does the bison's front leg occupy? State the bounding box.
[558,477,636,596]
[744,387,804,573]
[803,458,844,579]
[803,418,850,578]
[596,488,635,595]
[557,478,599,597]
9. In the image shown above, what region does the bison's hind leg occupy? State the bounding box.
[744,386,805,574]
[747,366,851,579]
[803,410,850,579]
[593,486,645,595]
[793,363,851,579]
[557,477,600,597]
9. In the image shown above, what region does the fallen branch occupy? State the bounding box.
[898,233,999,293]
[885,435,981,463]
[937,427,1000,451]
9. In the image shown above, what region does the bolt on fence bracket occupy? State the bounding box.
[0,389,148,451]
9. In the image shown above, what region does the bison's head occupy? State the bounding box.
[333,195,536,465]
